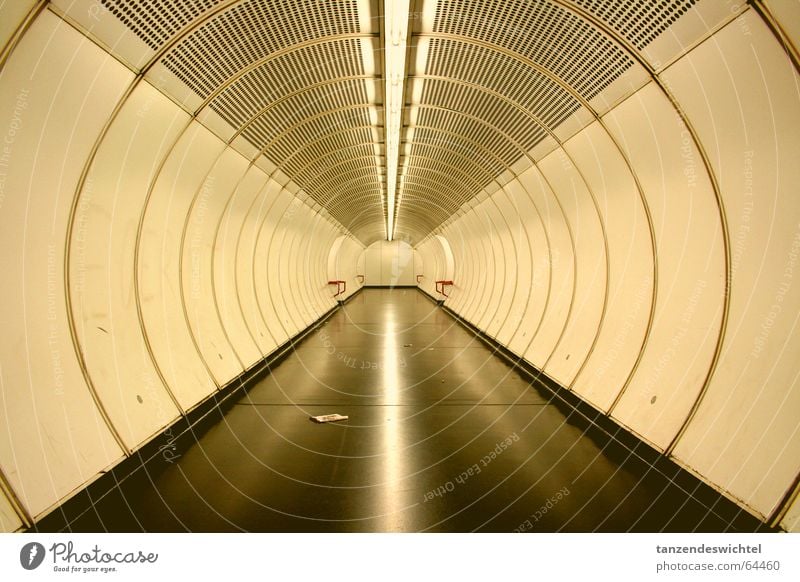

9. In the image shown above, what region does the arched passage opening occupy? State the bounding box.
[435,235,455,282]
[415,234,456,298]
[326,234,364,299]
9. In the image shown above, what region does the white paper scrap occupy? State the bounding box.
[310,414,349,423]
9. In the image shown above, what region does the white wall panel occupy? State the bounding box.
[436,235,455,280]
[420,234,455,301]
[364,240,382,285]
[667,13,800,519]
[493,188,533,347]
[237,177,281,355]
[306,213,336,318]
[309,221,339,309]
[356,248,366,283]
[539,148,606,385]
[414,239,430,293]
[477,199,512,338]
[475,207,500,328]
[472,206,499,324]
[605,82,726,451]
[441,218,471,311]
[453,210,488,322]
[291,205,319,325]
[461,203,490,326]
[0,11,125,518]
[256,190,295,345]
[504,178,549,358]
[413,248,424,285]
[279,209,307,332]
[0,488,22,532]
[415,237,442,298]
[328,236,347,281]
[344,236,366,298]
[444,215,468,315]
[139,122,222,408]
[182,148,248,385]
[215,165,269,368]
[520,166,574,370]
[565,122,654,411]
[300,214,319,316]
[328,228,351,297]
[763,0,800,53]
[323,225,349,304]
[288,208,322,324]
[72,82,184,447]
[433,230,454,303]
[0,0,37,51]
[424,238,441,295]
[329,235,365,300]
[274,199,305,336]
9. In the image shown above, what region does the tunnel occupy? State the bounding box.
[0,0,798,534]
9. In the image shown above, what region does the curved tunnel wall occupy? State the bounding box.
[0,0,798,533]
[417,8,800,530]
[0,9,363,528]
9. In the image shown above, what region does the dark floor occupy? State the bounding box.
[33,288,771,532]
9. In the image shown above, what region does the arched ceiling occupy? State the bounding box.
[61,0,706,245]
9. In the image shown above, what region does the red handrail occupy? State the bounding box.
[328,280,346,297]
[436,280,453,297]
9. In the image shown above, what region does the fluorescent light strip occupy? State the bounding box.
[384,0,410,241]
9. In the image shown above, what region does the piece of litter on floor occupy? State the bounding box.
[403,343,413,347]
[310,414,349,423]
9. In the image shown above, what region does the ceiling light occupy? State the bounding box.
[383,0,409,241]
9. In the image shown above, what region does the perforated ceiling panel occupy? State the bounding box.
[161,1,361,97]
[426,38,582,132]
[570,0,700,50]
[94,0,704,245]
[99,0,220,50]
[432,0,633,99]
[209,38,368,128]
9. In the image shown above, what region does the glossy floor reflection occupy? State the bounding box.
[34,289,771,532]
